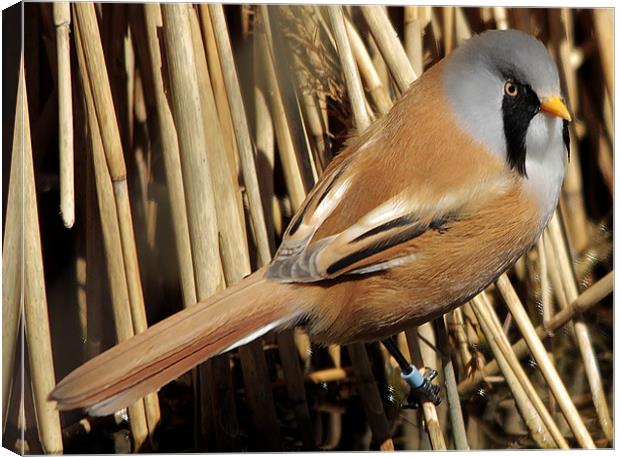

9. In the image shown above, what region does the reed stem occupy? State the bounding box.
[255,6,307,210]
[459,271,612,397]
[21,60,64,454]
[434,318,469,449]
[134,4,197,308]
[209,4,272,265]
[198,4,241,192]
[360,5,417,92]
[73,3,161,435]
[405,328,447,450]
[470,294,560,449]
[547,213,613,442]
[496,274,596,449]
[344,15,392,115]
[73,15,150,447]
[2,62,25,432]
[54,2,74,228]
[328,6,371,129]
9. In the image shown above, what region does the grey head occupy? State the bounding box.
[443,29,570,198]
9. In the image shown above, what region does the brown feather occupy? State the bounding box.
[49,268,308,415]
[303,181,541,344]
[51,53,550,416]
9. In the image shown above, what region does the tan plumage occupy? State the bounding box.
[51,269,306,415]
[51,29,570,416]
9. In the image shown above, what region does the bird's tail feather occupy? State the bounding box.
[50,267,298,416]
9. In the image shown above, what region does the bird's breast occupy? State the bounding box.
[303,181,543,345]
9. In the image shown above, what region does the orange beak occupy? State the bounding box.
[540,96,572,122]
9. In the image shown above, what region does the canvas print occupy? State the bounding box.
[2,2,613,453]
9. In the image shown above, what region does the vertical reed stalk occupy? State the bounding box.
[73,16,150,448]
[3,61,25,432]
[160,1,224,300]
[209,4,273,264]
[85,141,104,361]
[493,7,509,29]
[547,213,613,442]
[403,6,424,75]
[538,237,557,415]
[344,16,392,115]
[348,344,392,450]
[434,318,469,449]
[550,10,589,254]
[198,4,242,190]
[405,328,447,450]
[187,6,251,283]
[255,6,307,210]
[454,8,472,46]
[291,53,330,174]
[446,309,471,373]
[73,3,161,435]
[442,7,455,54]
[544,231,569,310]
[54,2,74,228]
[266,7,317,191]
[276,331,316,449]
[470,294,560,449]
[20,59,64,454]
[361,5,417,92]
[496,274,596,448]
[189,6,283,449]
[133,4,197,308]
[592,9,613,99]
[253,77,278,241]
[327,5,370,129]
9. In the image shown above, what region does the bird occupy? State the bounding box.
[50,29,571,416]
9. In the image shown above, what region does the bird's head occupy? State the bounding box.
[443,29,571,178]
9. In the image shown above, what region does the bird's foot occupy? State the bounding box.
[402,367,441,409]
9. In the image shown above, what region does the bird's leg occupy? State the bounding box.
[381,337,441,409]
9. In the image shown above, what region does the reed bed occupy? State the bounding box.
[4,3,613,452]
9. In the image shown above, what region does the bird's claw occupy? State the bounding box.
[402,368,441,409]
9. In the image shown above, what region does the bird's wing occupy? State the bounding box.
[267,64,511,283]
[268,166,506,282]
[268,129,510,282]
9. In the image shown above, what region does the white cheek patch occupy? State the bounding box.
[523,114,566,222]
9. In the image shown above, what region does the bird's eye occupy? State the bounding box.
[504,81,518,97]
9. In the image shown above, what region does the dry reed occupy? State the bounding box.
[2,64,24,431]
[8,4,612,453]
[20,59,64,454]
[53,2,75,228]
[496,274,596,448]
[73,15,150,448]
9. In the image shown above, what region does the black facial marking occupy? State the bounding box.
[562,119,570,160]
[501,78,541,177]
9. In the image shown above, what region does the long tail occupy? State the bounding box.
[50,267,299,416]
